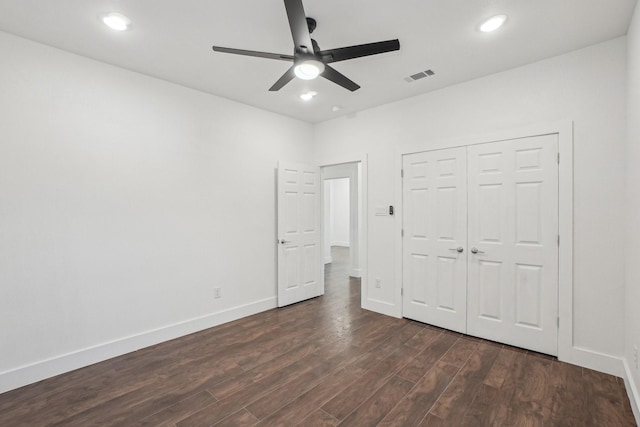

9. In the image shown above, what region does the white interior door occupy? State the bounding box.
[277,162,322,307]
[402,147,468,333]
[467,135,559,355]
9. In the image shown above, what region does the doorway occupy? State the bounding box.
[321,162,362,299]
[276,157,368,310]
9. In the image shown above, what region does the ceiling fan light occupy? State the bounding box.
[102,13,131,31]
[294,60,325,80]
[480,14,507,32]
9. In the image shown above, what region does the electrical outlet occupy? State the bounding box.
[634,345,638,369]
[214,288,222,299]
[375,278,382,289]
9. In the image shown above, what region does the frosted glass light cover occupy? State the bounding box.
[103,13,131,31]
[480,15,507,32]
[294,60,325,80]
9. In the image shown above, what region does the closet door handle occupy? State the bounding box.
[470,247,485,254]
[448,247,464,253]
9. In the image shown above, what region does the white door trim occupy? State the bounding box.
[394,120,622,375]
[318,154,371,314]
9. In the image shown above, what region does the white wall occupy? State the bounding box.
[625,3,640,419]
[329,179,350,247]
[314,37,628,372]
[0,31,314,392]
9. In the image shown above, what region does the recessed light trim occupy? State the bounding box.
[480,14,507,32]
[300,91,318,101]
[102,13,131,31]
[294,60,325,80]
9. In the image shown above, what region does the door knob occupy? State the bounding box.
[448,247,464,253]
[279,239,291,245]
[471,247,485,254]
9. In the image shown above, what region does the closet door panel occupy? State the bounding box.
[402,148,467,333]
[467,135,559,356]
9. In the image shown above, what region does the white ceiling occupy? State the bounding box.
[0,0,636,123]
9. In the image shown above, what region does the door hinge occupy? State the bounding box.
[401,288,403,296]
[401,228,404,237]
[401,169,404,178]
[557,235,560,246]
[557,317,560,328]
[557,153,560,164]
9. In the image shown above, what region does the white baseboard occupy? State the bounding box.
[0,297,277,394]
[324,256,333,264]
[623,359,640,424]
[349,268,362,278]
[330,242,350,248]
[558,345,625,377]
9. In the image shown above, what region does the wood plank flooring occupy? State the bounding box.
[0,246,636,426]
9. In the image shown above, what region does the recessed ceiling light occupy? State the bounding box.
[300,91,318,101]
[294,60,325,80]
[102,13,131,31]
[479,14,507,33]
[331,105,343,112]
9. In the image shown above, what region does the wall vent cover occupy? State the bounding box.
[404,69,435,82]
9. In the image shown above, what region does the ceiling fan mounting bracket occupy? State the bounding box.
[306,17,317,34]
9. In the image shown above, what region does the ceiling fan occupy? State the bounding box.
[212,0,400,92]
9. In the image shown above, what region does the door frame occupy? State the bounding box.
[393,120,590,368]
[319,154,369,311]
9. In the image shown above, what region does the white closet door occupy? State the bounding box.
[402,148,468,333]
[467,135,559,355]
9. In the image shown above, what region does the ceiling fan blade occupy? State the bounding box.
[322,65,360,92]
[319,39,400,63]
[269,66,297,91]
[212,46,295,61]
[284,0,314,54]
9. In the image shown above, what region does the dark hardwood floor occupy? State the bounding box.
[0,246,636,426]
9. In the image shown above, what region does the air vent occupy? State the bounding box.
[404,69,436,83]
